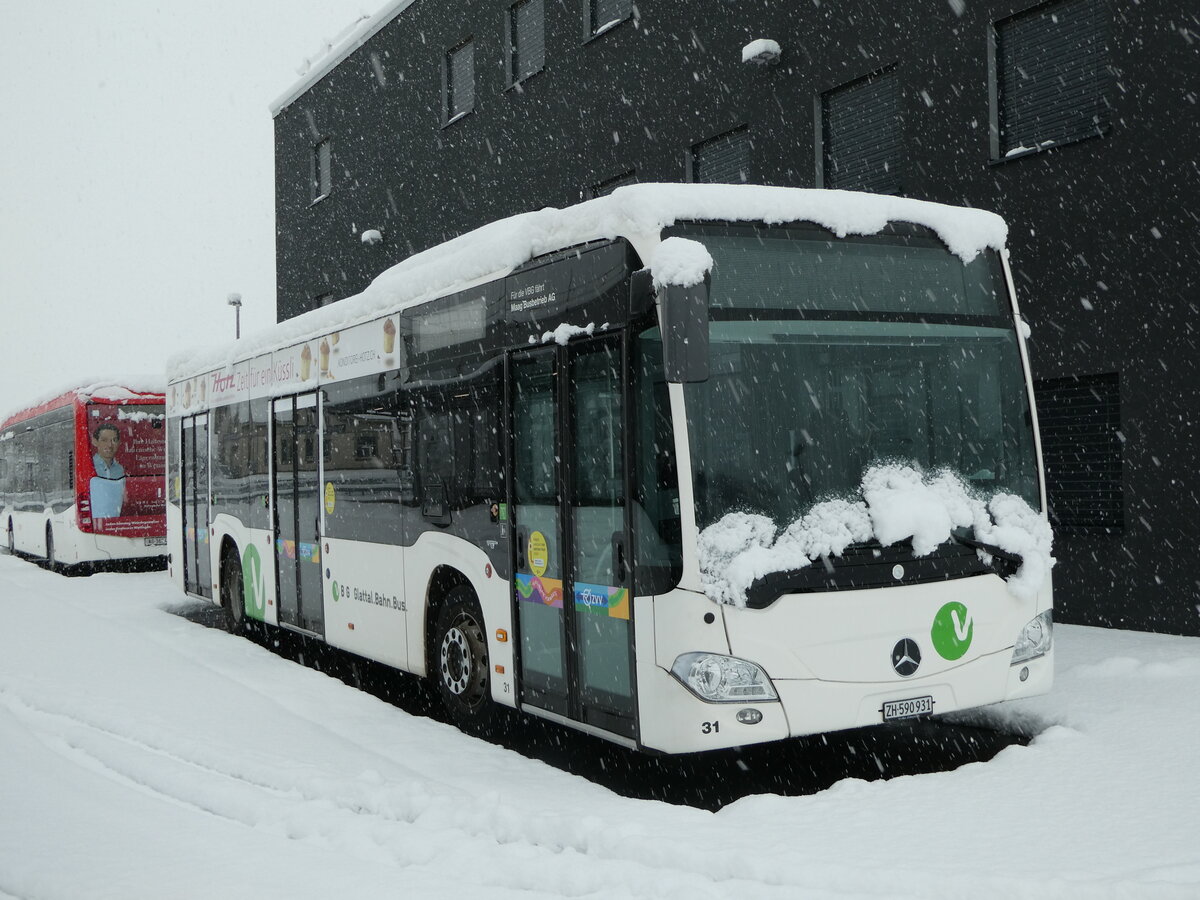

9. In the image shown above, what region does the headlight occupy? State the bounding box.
[670,652,778,702]
[1011,610,1053,664]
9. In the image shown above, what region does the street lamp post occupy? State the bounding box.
[227,293,243,339]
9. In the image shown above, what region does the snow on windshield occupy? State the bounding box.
[698,463,1053,607]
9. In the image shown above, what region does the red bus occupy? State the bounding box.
[0,382,167,569]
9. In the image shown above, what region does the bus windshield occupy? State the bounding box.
[680,225,1039,532]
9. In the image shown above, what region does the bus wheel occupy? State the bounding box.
[222,547,245,632]
[433,587,497,734]
[45,526,56,570]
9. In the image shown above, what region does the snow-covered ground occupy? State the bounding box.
[1,554,1197,899]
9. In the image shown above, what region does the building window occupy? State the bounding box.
[992,0,1109,159]
[1034,372,1123,531]
[819,67,902,195]
[585,0,633,39]
[444,39,475,123]
[311,138,332,202]
[509,0,545,85]
[689,128,751,184]
[589,170,637,198]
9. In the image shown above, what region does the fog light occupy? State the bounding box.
[736,708,763,725]
[1019,666,1029,682]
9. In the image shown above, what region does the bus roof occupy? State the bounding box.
[0,378,164,431]
[167,183,1008,383]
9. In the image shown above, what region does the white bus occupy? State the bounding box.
[166,185,1053,754]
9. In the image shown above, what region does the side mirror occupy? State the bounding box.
[660,274,710,383]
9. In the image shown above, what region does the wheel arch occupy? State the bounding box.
[423,564,475,673]
[218,535,240,607]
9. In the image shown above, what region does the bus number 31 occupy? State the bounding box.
[701,721,720,734]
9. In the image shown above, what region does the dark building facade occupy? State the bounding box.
[272,0,1200,636]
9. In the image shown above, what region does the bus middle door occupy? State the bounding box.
[510,335,635,741]
[272,392,324,636]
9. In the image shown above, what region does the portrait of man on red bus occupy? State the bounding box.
[83,404,165,531]
[89,422,126,519]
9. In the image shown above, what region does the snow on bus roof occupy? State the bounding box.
[167,183,1008,382]
[0,377,165,429]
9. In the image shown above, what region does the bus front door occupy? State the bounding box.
[272,393,324,636]
[511,336,635,740]
[181,414,211,598]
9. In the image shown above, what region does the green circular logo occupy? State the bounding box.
[242,544,266,621]
[931,601,974,660]
[331,580,340,603]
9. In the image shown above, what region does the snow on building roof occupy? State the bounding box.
[167,183,1008,382]
[270,1,415,116]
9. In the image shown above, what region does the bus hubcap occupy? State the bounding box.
[440,625,474,696]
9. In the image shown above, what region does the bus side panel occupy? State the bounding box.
[323,537,408,670]
[402,531,515,707]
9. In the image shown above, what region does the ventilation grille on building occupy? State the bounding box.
[996,0,1109,156]
[1034,372,1123,531]
[822,68,901,195]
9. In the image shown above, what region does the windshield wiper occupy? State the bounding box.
[951,526,1023,566]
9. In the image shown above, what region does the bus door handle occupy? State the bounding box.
[612,531,627,584]
[515,526,528,572]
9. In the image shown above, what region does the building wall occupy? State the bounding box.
[273,0,1200,635]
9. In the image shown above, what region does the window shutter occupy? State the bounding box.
[822,69,902,195]
[513,0,545,82]
[692,129,751,184]
[448,41,475,119]
[591,170,637,197]
[997,0,1108,155]
[591,0,631,34]
[1034,372,1123,530]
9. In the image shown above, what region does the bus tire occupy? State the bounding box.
[222,546,246,632]
[432,586,498,735]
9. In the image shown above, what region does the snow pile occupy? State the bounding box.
[168,184,1007,382]
[540,322,598,345]
[650,237,714,289]
[699,464,1053,607]
[741,39,782,64]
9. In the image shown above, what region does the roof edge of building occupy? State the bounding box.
[270,0,417,118]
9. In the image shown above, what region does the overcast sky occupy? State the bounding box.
[0,1,375,414]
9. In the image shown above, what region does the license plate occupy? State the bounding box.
[882,695,934,721]
[145,537,167,547]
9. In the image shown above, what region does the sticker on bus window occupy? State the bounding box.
[324,482,336,515]
[515,573,563,608]
[528,531,549,576]
[574,583,630,620]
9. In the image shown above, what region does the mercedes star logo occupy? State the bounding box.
[892,638,921,677]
